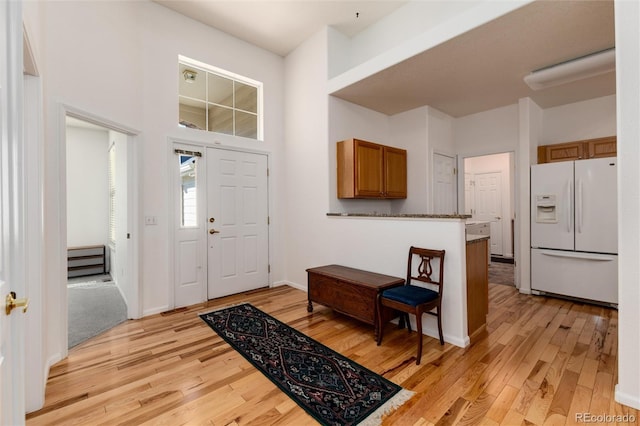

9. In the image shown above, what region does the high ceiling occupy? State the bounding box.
[156,0,615,118]
[154,0,408,57]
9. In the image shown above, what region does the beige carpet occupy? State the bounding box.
[68,276,127,348]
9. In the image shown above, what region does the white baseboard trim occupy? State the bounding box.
[615,384,640,410]
[26,354,59,414]
[143,305,170,317]
[273,280,306,292]
[47,352,62,370]
[25,353,62,414]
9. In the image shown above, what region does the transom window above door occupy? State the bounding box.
[178,56,263,140]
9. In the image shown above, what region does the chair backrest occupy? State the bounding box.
[406,246,446,294]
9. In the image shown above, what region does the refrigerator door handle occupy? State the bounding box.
[566,180,572,233]
[577,179,583,233]
[540,250,615,261]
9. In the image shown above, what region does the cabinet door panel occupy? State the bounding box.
[354,140,383,197]
[587,137,616,159]
[542,142,584,163]
[384,147,407,198]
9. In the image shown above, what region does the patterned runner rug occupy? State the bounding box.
[200,303,413,425]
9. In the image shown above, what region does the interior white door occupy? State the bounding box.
[1,0,27,420]
[464,172,474,215]
[433,153,456,214]
[475,172,503,255]
[207,148,269,299]
[173,145,206,308]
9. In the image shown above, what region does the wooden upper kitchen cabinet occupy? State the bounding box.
[585,136,617,159]
[537,141,585,163]
[538,136,616,163]
[337,138,407,199]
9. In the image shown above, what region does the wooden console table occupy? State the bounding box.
[306,265,404,338]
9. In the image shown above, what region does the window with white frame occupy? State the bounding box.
[179,154,198,227]
[178,56,263,140]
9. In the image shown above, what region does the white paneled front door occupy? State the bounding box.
[207,148,269,299]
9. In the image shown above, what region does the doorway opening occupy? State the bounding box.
[463,152,515,286]
[64,115,136,348]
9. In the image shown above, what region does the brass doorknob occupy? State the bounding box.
[209,229,220,235]
[5,291,29,315]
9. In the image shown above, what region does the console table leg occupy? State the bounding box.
[307,301,313,312]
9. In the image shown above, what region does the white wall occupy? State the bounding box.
[31,0,285,376]
[541,94,616,144]
[389,106,429,213]
[66,126,109,248]
[517,98,543,293]
[283,28,331,288]
[328,96,392,214]
[427,106,455,154]
[455,103,520,155]
[323,217,469,347]
[614,0,640,410]
[427,107,455,213]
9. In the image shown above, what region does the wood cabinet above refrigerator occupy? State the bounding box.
[337,138,407,199]
[537,136,616,164]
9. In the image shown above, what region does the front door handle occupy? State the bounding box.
[5,291,29,315]
[209,229,220,235]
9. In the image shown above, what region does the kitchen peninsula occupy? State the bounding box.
[322,212,488,348]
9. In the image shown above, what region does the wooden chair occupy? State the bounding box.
[376,246,446,365]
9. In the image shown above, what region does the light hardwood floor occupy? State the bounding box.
[26,284,636,425]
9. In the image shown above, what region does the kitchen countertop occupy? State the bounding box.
[466,233,490,243]
[465,220,490,225]
[327,212,471,219]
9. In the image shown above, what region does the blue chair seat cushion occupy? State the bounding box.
[382,285,439,307]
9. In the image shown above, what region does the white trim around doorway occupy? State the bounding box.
[57,104,142,358]
[166,137,272,311]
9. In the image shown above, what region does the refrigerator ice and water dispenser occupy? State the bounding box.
[535,195,558,223]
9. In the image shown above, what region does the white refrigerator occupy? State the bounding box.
[530,157,617,305]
